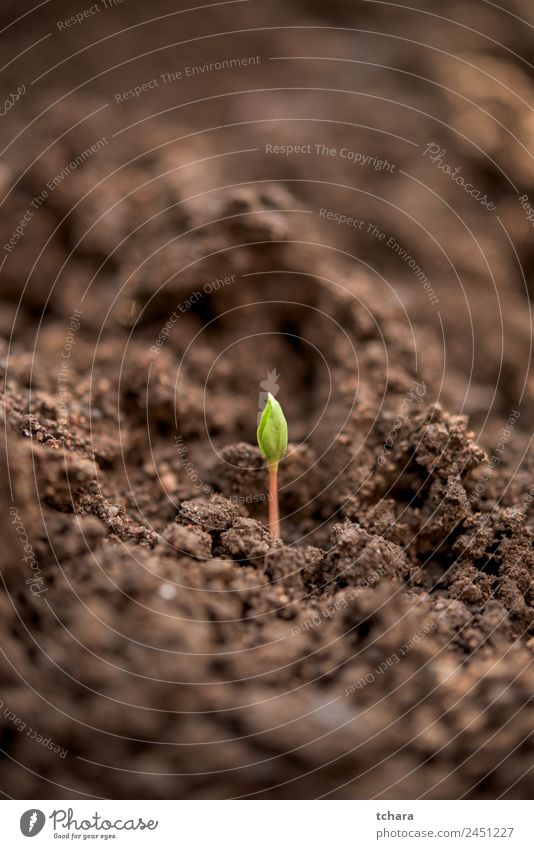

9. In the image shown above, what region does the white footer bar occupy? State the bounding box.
[2,800,529,847]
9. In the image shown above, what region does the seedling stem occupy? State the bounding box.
[268,461,280,538]
[257,391,288,539]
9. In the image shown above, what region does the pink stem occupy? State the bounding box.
[268,462,280,538]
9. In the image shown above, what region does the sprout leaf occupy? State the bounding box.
[257,392,288,465]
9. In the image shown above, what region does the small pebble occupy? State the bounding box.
[158,583,177,600]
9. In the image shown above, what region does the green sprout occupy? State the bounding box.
[257,392,288,538]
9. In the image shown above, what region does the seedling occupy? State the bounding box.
[257,392,288,538]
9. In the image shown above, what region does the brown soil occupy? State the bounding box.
[1,0,534,799]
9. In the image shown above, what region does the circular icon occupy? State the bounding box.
[20,810,46,837]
